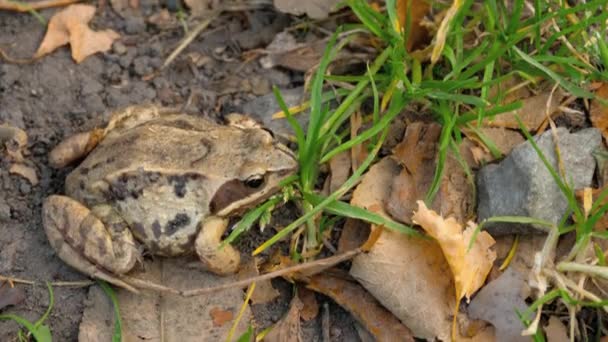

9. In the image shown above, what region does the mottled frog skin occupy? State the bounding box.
[42,105,297,291]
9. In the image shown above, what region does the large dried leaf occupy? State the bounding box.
[79,258,251,341]
[467,266,531,342]
[0,281,25,311]
[349,157,454,340]
[591,83,608,141]
[412,201,496,301]
[483,90,565,131]
[386,122,474,225]
[462,127,525,165]
[35,4,119,63]
[306,271,414,341]
[396,0,431,51]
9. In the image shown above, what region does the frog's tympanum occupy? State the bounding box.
[42,105,297,290]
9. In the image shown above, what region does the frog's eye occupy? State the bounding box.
[244,175,264,188]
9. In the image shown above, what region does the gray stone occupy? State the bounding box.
[477,127,602,235]
[124,15,146,35]
[241,87,310,141]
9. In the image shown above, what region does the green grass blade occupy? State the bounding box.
[99,281,122,342]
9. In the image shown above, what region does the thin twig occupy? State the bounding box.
[181,249,362,297]
[0,274,93,287]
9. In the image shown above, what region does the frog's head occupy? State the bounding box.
[209,126,298,217]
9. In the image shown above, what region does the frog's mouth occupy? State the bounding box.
[210,169,294,217]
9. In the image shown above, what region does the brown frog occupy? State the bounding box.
[42,105,297,291]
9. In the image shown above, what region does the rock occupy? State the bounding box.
[241,87,309,141]
[477,127,602,235]
[124,15,146,35]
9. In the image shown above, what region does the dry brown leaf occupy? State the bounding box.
[238,258,280,305]
[386,122,474,225]
[210,307,234,327]
[591,83,608,141]
[412,201,496,301]
[306,270,414,341]
[337,218,370,253]
[0,281,25,311]
[35,4,120,63]
[264,295,303,342]
[350,111,367,172]
[9,163,39,185]
[467,266,531,342]
[396,0,431,51]
[350,157,454,340]
[78,258,251,341]
[463,127,525,165]
[328,150,351,193]
[297,285,319,322]
[484,89,565,131]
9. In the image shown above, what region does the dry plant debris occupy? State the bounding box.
[264,295,304,342]
[305,271,414,341]
[0,0,80,12]
[35,4,119,63]
[591,82,608,141]
[349,158,454,341]
[412,201,496,302]
[1,124,38,185]
[396,0,431,52]
[484,89,565,131]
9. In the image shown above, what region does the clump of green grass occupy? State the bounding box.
[225,0,608,336]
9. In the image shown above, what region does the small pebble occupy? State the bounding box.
[113,41,128,55]
[124,16,146,35]
[18,181,31,195]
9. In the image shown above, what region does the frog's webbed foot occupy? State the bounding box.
[42,195,141,292]
[195,216,241,275]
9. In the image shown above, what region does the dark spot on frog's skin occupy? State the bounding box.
[79,180,86,190]
[79,167,90,175]
[165,213,191,235]
[152,220,162,239]
[132,222,146,239]
[146,171,161,183]
[168,175,188,198]
[106,156,116,164]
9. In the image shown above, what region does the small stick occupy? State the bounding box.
[0,0,81,12]
[0,274,93,287]
[181,248,362,297]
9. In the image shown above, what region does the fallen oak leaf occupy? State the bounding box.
[412,200,496,302]
[35,4,119,63]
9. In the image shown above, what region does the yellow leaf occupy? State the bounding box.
[35,4,119,63]
[412,200,496,301]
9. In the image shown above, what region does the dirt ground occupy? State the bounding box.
[0,4,359,341]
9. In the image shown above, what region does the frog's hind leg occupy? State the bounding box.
[195,216,241,275]
[42,195,141,292]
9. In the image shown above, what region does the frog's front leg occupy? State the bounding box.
[42,195,141,292]
[195,216,241,275]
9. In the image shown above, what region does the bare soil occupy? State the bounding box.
[0,4,358,341]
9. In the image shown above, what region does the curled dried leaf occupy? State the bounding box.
[412,201,496,302]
